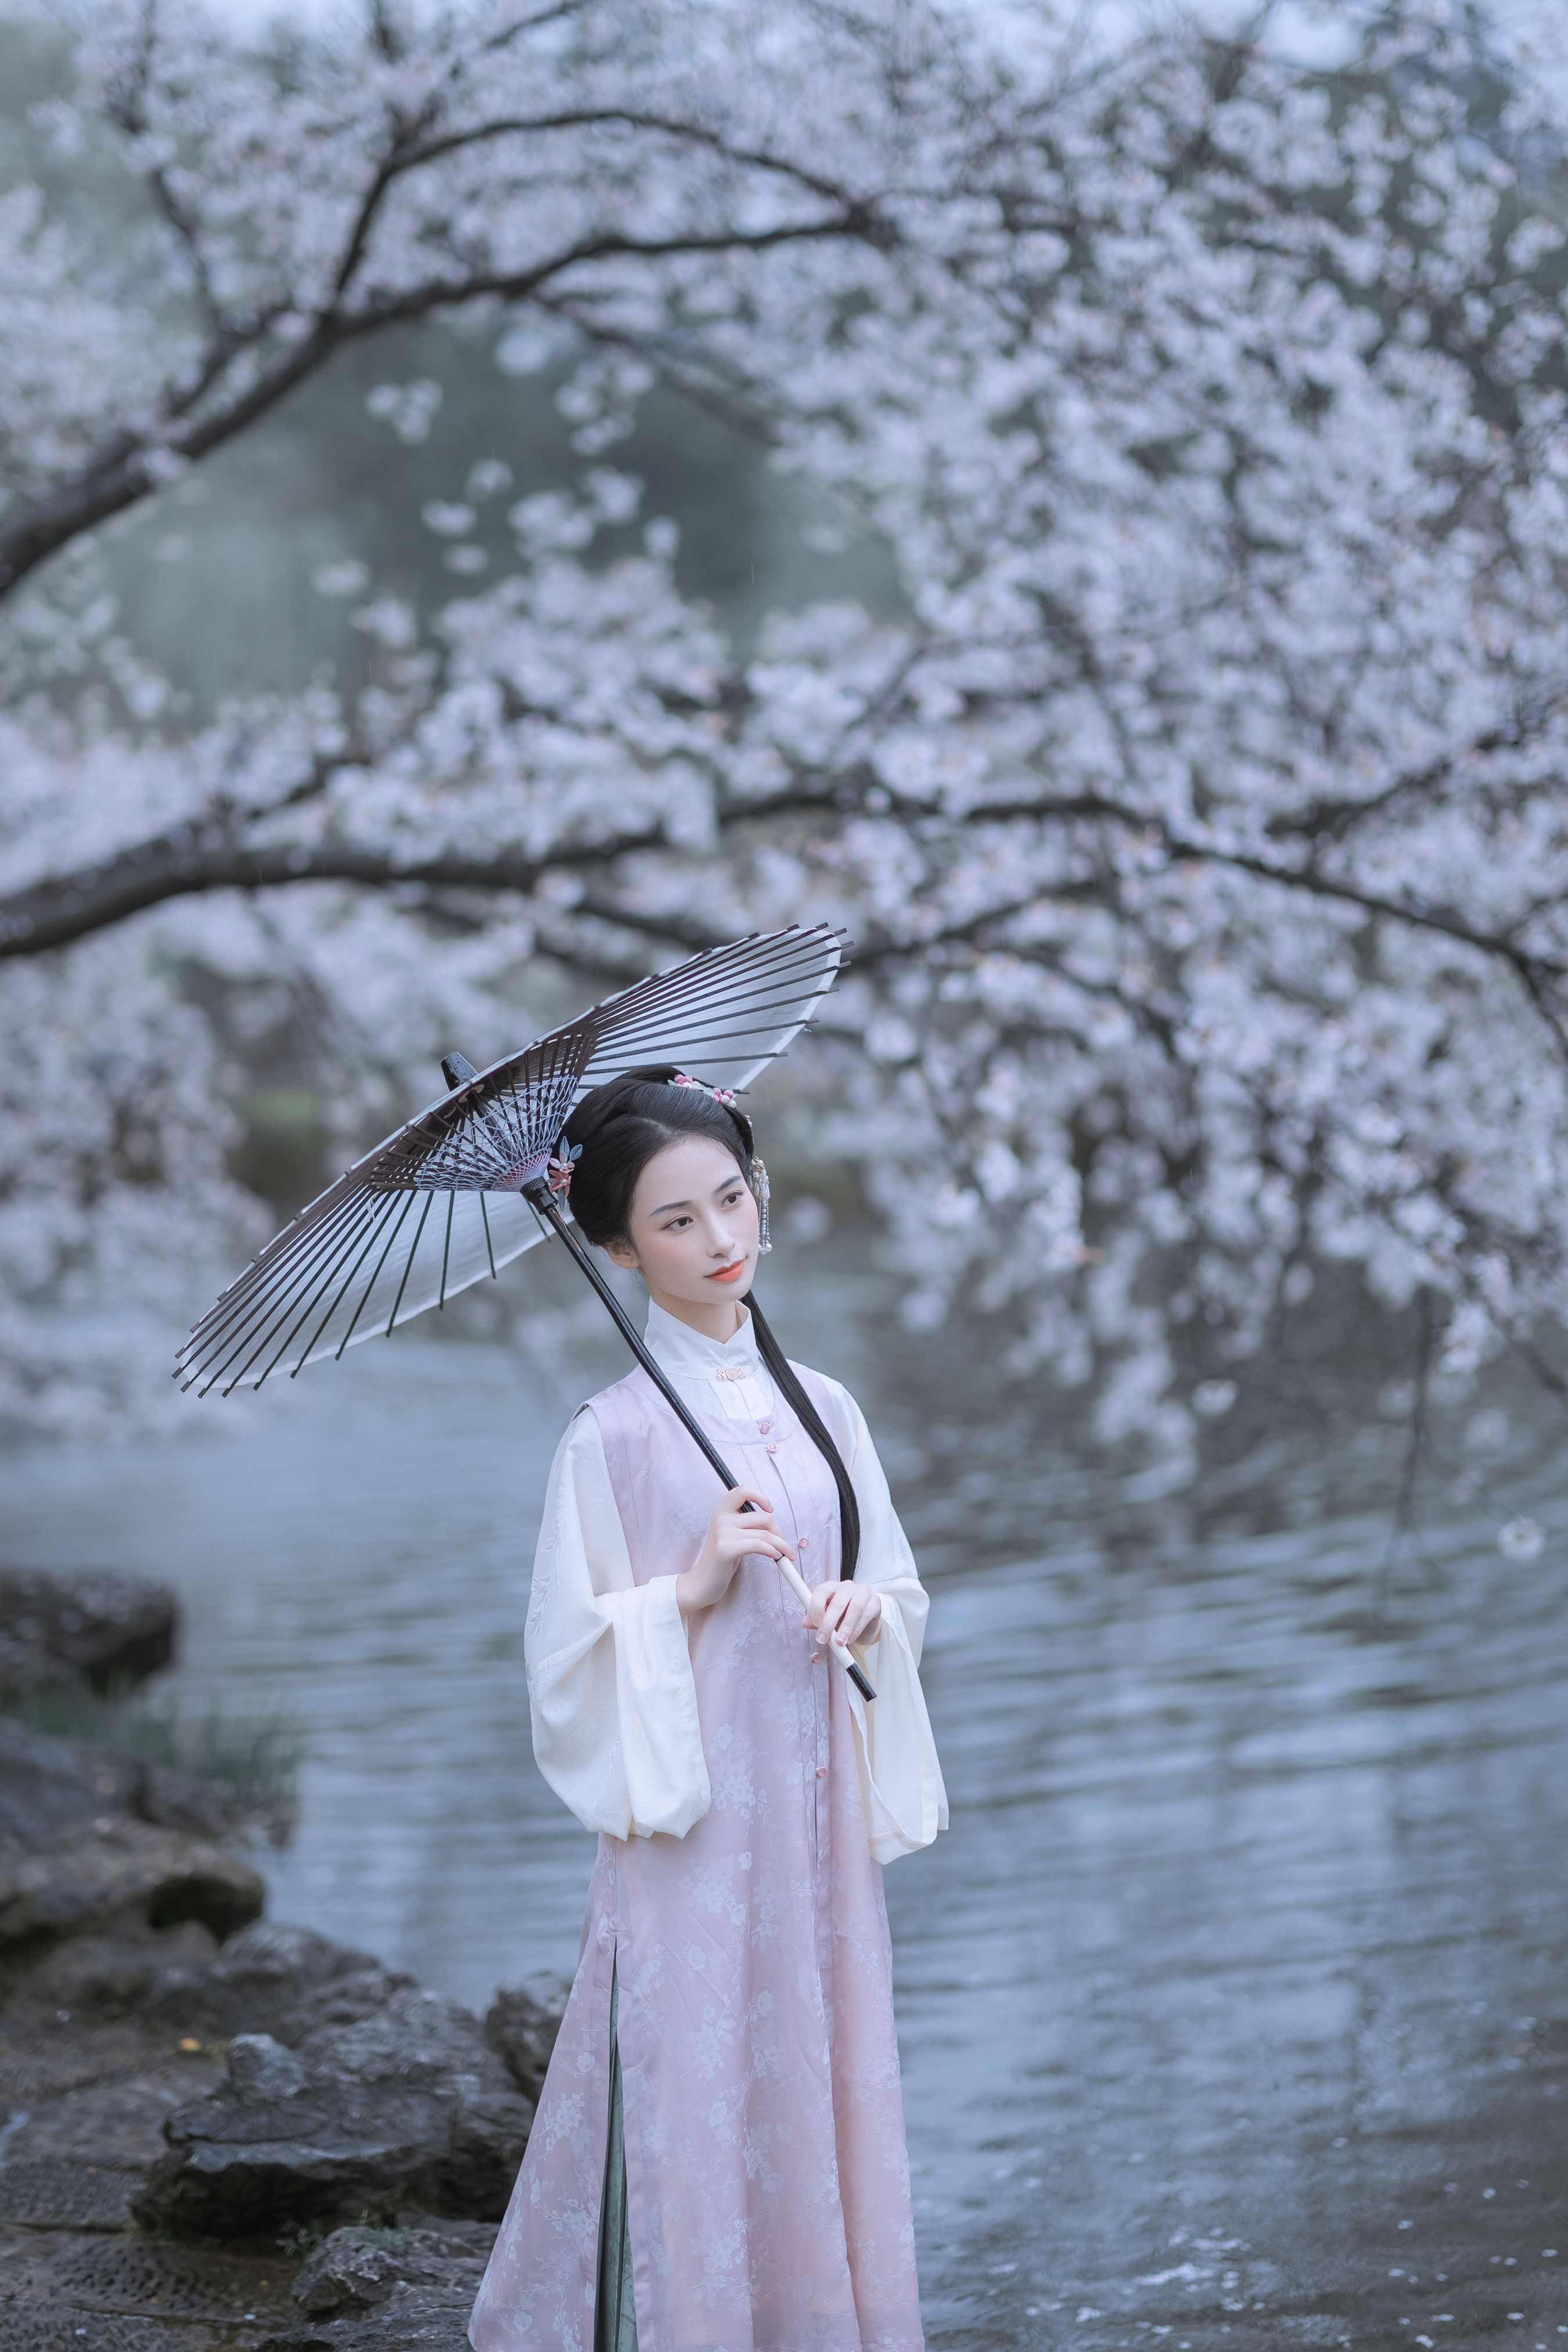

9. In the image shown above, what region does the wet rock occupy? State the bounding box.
[229,2029,311,2100]
[290,2220,495,2316]
[0,1717,143,1850]
[0,1815,265,1951]
[264,2274,492,2352]
[0,1567,176,1695]
[26,1916,220,2012]
[178,1919,416,2045]
[0,1717,254,1850]
[134,1984,535,2240]
[483,1979,565,2103]
[8,1913,418,2044]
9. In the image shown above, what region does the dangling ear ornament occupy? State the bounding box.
[749,1155,772,1254]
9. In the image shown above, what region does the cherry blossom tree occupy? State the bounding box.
[5,0,1568,1470]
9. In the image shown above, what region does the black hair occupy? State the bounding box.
[563,1064,861,1579]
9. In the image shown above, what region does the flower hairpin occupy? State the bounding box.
[546,1137,582,1197]
[670,1072,736,1106]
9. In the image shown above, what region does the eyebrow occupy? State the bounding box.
[650,1175,745,1217]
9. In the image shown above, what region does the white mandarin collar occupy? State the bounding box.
[643,1297,763,1386]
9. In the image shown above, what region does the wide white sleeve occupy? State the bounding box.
[524,1408,711,1842]
[817,1378,949,1864]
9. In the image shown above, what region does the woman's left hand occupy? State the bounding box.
[803,1581,883,1649]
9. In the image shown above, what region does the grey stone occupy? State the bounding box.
[260,2267,491,2351]
[179,1918,416,2043]
[290,2221,492,2315]
[134,1984,536,2239]
[229,2032,310,2100]
[27,1917,220,2011]
[0,1718,252,1853]
[0,1718,145,1848]
[0,1567,177,1696]
[483,1979,565,2103]
[0,1816,265,1951]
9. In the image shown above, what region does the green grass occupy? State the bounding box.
[276,2221,329,2261]
[1,1677,305,1823]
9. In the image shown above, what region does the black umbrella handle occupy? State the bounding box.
[525,1184,876,1703]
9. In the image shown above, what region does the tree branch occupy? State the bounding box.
[0,207,879,600]
[0,775,847,961]
[0,831,661,960]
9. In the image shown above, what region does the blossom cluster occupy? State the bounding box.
[3,0,1568,1459]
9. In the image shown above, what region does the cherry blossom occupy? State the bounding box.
[4,0,1568,1462]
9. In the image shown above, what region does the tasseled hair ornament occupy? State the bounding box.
[749,1155,772,1254]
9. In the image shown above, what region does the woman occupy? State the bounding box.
[469,1067,947,2352]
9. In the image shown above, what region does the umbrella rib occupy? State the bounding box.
[216,1197,383,1395]
[480,1192,497,1278]
[517,936,791,1062]
[335,1193,416,1360]
[386,1190,434,1336]
[184,1186,371,1366]
[248,1205,389,1390]
[289,1196,410,1376]
[186,1191,378,1367]
[192,1192,375,1366]
[595,961,841,1031]
[581,962,844,1051]
[438,1189,455,1310]
[207,1160,386,1294]
[189,1193,378,1394]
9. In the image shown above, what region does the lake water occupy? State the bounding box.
[2,1245,1564,2350]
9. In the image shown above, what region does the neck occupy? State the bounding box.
[646,1287,749,1343]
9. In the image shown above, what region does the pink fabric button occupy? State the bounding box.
[767,1442,778,1454]
[799,1534,810,1548]
[758,1420,771,1433]
[815,1766,828,1779]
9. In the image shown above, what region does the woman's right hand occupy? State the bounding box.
[675,1486,794,1619]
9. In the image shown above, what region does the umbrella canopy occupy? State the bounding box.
[177,923,846,1397]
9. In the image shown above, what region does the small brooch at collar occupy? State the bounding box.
[714,1365,750,1382]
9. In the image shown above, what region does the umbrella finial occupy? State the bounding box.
[441,1051,480,1089]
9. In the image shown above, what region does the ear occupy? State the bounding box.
[602,1234,640,1272]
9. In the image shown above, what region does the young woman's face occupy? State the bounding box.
[603,1135,760,1330]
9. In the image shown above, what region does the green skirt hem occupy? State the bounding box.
[594,1967,638,2352]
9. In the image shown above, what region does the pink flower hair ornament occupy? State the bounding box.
[546,1137,582,1197]
[670,1073,736,1105]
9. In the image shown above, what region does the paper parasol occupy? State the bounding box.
[176,923,846,1396]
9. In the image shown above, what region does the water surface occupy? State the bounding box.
[2,1252,1563,2350]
